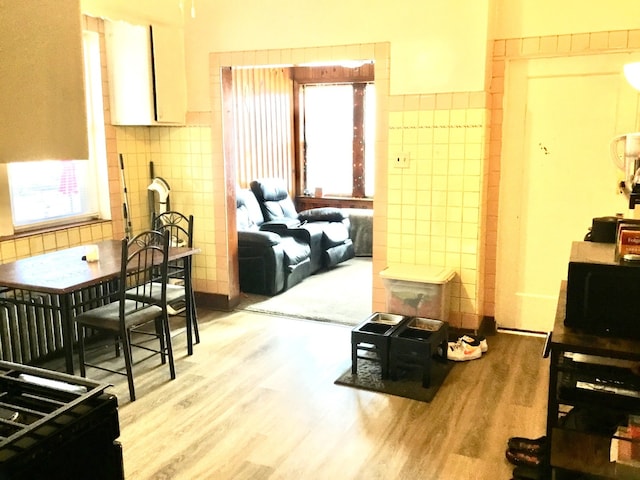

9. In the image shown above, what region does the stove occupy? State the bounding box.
[0,361,123,480]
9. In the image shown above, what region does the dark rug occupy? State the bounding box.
[334,356,454,403]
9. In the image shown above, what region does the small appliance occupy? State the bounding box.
[584,216,621,243]
[565,241,640,338]
[611,132,640,208]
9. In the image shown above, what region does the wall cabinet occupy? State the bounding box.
[104,20,187,126]
[547,284,640,479]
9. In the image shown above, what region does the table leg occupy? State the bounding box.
[60,293,75,374]
[184,256,199,354]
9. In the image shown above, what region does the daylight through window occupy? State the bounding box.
[302,82,375,198]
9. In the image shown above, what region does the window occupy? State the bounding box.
[6,30,109,230]
[301,82,375,198]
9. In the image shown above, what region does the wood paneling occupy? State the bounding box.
[293,63,374,84]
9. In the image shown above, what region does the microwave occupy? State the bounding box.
[565,241,640,338]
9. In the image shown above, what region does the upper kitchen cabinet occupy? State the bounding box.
[0,0,88,162]
[105,20,187,126]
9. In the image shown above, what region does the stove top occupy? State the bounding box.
[0,361,121,479]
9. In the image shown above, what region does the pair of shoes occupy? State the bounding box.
[507,436,546,455]
[444,340,482,361]
[459,334,488,353]
[505,448,542,468]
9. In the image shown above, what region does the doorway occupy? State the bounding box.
[223,62,375,316]
[496,53,638,332]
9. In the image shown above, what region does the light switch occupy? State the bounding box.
[394,152,410,168]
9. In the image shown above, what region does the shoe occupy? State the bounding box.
[505,448,543,468]
[444,340,482,361]
[460,334,488,353]
[507,436,547,454]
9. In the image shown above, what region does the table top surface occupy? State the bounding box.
[0,239,199,294]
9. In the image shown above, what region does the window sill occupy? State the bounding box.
[1,218,110,242]
[295,196,373,211]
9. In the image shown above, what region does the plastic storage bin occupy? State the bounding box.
[380,265,455,321]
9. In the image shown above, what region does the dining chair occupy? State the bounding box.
[152,211,199,355]
[75,230,175,402]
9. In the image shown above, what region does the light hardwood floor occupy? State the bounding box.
[66,309,549,479]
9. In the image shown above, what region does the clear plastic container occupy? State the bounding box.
[380,265,455,321]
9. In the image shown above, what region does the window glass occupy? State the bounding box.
[7,30,108,230]
[304,84,354,196]
[8,160,98,226]
[303,83,375,198]
[364,83,376,197]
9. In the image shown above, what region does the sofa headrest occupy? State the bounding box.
[250,178,298,220]
[250,178,289,202]
[236,188,264,230]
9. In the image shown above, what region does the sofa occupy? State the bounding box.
[249,178,355,272]
[236,188,312,295]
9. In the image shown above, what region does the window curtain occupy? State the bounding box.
[231,67,295,190]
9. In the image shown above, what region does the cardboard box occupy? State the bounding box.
[616,220,640,259]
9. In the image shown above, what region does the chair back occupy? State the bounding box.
[119,230,170,313]
[153,211,194,248]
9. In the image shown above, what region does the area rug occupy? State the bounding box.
[237,257,372,325]
[334,356,453,403]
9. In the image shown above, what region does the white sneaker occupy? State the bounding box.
[459,334,488,353]
[445,340,482,361]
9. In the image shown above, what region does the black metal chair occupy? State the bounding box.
[152,211,199,355]
[75,230,175,402]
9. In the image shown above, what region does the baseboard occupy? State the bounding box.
[479,316,497,336]
[448,316,497,341]
[194,291,237,311]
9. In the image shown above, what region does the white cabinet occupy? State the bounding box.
[151,25,187,124]
[105,20,186,126]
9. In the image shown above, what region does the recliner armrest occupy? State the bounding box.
[298,207,346,222]
[260,219,302,229]
[238,230,281,247]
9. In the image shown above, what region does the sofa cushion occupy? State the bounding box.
[321,222,350,247]
[280,237,311,265]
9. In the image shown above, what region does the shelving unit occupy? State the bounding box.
[547,284,640,479]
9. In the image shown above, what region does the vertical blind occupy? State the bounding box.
[232,67,295,190]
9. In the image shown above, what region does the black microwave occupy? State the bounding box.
[565,241,640,338]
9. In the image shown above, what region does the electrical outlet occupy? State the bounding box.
[394,152,410,168]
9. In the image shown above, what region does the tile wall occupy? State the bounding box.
[387,94,489,329]
[113,125,217,294]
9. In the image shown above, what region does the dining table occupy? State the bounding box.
[0,239,200,374]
